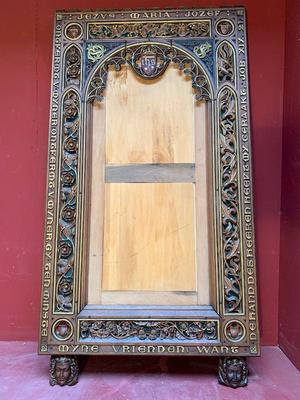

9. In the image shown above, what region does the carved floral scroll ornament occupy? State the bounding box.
[193,42,212,59]
[217,42,235,85]
[87,44,106,63]
[55,90,79,312]
[88,21,210,39]
[219,87,242,313]
[80,320,218,341]
[65,46,81,87]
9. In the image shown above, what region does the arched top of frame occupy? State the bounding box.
[85,42,213,103]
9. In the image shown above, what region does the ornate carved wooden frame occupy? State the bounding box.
[39,7,259,366]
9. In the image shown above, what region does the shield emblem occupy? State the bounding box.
[217,21,233,36]
[140,53,157,76]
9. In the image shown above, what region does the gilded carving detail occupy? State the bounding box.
[80,320,218,341]
[65,46,81,87]
[217,42,235,86]
[88,21,210,39]
[54,90,79,312]
[219,87,242,313]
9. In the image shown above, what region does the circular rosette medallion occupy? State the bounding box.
[216,19,234,36]
[65,23,83,41]
[52,319,73,341]
[224,320,246,342]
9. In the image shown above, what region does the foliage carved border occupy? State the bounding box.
[79,320,218,342]
[88,20,211,39]
[218,87,242,313]
[54,90,80,313]
[217,41,235,86]
[64,45,81,88]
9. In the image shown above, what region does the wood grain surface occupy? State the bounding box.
[102,183,197,292]
[105,64,195,164]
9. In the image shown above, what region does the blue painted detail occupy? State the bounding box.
[174,39,214,76]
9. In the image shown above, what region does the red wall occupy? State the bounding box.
[0,0,285,345]
[279,0,300,369]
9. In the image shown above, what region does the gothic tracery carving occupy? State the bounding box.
[87,44,211,102]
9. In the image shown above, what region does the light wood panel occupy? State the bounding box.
[102,183,197,291]
[105,64,195,164]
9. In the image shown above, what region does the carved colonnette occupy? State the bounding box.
[39,7,259,389]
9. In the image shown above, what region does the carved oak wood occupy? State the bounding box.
[39,7,259,387]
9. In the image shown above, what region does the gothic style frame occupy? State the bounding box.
[39,7,259,387]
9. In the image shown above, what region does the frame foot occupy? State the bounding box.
[218,357,248,388]
[49,355,79,386]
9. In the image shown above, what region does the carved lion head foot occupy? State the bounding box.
[218,357,248,388]
[49,355,79,386]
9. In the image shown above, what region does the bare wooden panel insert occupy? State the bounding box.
[105,64,195,164]
[87,101,105,304]
[102,183,197,291]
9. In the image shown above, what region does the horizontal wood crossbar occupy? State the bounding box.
[105,163,195,183]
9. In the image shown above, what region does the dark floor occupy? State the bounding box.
[0,343,299,400]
